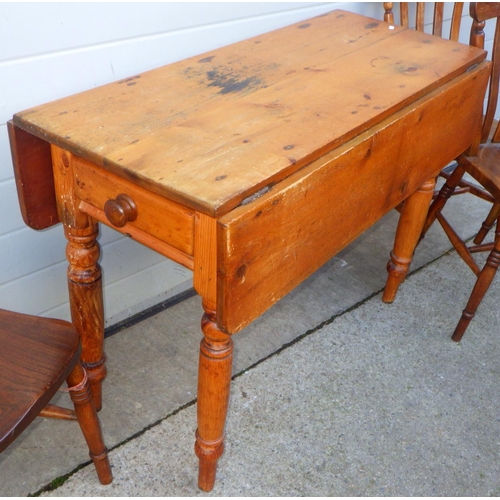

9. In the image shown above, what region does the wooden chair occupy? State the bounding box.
[0,308,112,485]
[387,3,500,342]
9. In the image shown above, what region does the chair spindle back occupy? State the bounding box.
[469,3,500,145]
[383,2,464,40]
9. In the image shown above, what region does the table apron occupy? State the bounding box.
[72,156,196,270]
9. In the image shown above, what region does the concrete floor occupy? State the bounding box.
[1,186,499,496]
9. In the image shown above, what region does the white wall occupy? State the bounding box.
[0,2,479,327]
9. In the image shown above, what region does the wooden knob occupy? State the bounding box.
[104,194,138,228]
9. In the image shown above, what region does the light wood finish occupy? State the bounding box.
[193,213,218,311]
[195,302,233,491]
[218,65,489,331]
[382,2,467,253]
[13,11,484,219]
[52,145,106,410]
[0,308,112,485]
[9,10,489,490]
[384,178,436,302]
[72,154,195,259]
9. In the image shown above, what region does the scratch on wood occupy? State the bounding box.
[240,185,273,205]
[117,75,141,85]
[304,67,327,72]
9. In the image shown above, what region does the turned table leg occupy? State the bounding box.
[52,145,107,410]
[195,301,233,492]
[383,177,436,303]
[65,224,106,410]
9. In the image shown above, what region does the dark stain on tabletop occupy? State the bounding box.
[206,69,262,95]
[199,56,215,63]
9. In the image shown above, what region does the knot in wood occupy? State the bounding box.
[62,153,70,168]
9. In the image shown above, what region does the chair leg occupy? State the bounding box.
[452,219,500,342]
[474,202,500,244]
[66,363,112,485]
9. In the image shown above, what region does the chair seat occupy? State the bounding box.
[467,144,500,200]
[0,309,80,452]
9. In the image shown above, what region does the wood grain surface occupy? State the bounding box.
[12,10,486,217]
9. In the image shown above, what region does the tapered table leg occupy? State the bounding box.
[65,224,106,411]
[195,302,233,492]
[383,177,436,303]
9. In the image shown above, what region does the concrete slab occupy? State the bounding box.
[42,240,500,496]
[0,187,494,496]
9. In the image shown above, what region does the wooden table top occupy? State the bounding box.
[13,10,486,217]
